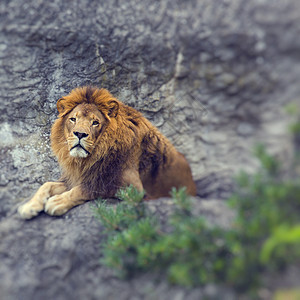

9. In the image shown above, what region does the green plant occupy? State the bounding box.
[225,145,300,289]
[260,224,300,264]
[92,146,300,292]
[93,186,232,285]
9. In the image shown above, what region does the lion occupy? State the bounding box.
[18,86,196,219]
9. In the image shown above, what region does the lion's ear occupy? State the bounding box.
[107,100,119,118]
[56,97,66,114]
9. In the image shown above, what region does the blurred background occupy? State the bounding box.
[0,0,299,299]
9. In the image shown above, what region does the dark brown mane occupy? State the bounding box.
[81,147,130,198]
[84,86,97,103]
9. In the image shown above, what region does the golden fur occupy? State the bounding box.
[18,87,196,219]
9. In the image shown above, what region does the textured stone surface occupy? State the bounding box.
[1,0,300,299]
[1,199,236,300]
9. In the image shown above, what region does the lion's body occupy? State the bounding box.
[18,87,196,219]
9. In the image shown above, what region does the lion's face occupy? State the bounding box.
[64,103,106,158]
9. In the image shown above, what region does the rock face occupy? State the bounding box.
[0,0,300,299]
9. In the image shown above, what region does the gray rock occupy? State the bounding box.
[0,0,300,299]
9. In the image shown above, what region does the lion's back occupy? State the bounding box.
[137,125,196,198]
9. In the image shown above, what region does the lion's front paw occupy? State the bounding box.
[44,195,70,216]
[18,202,43,220]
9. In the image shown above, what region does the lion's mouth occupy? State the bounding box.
[70,144,90,156]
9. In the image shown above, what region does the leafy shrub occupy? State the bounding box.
[227,145,300,289]
[93,145,300,292]
[93,186,232,285]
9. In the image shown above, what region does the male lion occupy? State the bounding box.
[18,86,196,219]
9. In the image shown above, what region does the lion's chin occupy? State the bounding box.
[70,146,90,158]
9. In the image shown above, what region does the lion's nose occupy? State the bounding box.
[73,131,89,139]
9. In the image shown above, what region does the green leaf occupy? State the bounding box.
[260,224,300,263]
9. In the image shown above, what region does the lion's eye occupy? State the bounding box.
[70,117,76,123]
[92,120,99,126]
